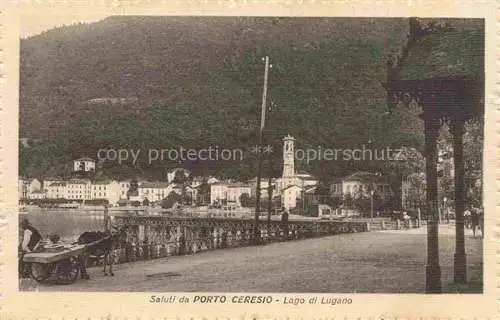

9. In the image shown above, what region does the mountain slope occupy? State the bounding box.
[20,16,438,180]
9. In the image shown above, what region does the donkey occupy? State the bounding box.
[77,226,126,277]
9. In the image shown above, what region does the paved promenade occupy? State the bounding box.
[22,225,483,293]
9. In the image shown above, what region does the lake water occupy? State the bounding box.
[19,208,139,242]
[18,206,266,243]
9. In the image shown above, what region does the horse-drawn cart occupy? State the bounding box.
[23,244,85,284]
[23,237,110,285]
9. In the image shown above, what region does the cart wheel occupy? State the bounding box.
[30,263,50,283]
[55,257,80,285]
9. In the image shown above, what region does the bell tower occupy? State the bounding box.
[282,135,296,187]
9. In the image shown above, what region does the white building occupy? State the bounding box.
[41,178,123,205]
[210,181,251,206]
[73,157,96,172]
[330,171,393,200]
[275,135,318,209]
[46,182,68,199]
[226,183,251,205]
[210,182,228,205]
[282,185,303,211]
[118,180,132,199]
[18,178,42,199]
[65,179,92,201]
[91,180,121,205]
[138,182,171,202]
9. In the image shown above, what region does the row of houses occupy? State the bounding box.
[21,172,399,210]
[18,177,211,206]
[208,171,400,212]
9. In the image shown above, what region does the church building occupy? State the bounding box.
[276,135,318,210]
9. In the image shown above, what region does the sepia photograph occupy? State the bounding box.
[16,15,485,296]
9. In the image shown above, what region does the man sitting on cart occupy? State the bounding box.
[19,218,42,277]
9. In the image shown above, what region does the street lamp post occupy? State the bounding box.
[254,56,270,244]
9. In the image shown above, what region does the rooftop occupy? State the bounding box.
[341,171,386,183]
[282,184,302,191]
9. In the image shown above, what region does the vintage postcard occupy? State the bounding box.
[0,1,498,319]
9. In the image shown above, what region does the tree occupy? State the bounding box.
[161,191,182,209]
[196,182,211,205]
[343,193,353,209]
[127,179,139,199]
[315,180,331,196]
[463,119,483,208]
[239,193,255,208]
[182,192,193,205]
[391,147,426,211]
[172,170,188,184]
[325,195,343,209]
[272,195,282,210]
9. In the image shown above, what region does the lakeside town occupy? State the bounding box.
[19,135,446,220]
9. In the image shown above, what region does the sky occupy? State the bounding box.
[20,13,110,38]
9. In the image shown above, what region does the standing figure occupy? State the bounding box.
[19,218,42,277]
[281,207,289,241]
[464,208,471,229]
[471,208,480,237]
[402,211,411,229]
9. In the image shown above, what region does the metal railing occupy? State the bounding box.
[100,216,369,265]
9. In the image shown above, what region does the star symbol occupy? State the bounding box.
[250,145,261,154]
[263,145,274,154]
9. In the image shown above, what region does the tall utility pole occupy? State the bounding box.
[254,56,270,244]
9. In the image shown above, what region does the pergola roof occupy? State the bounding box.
[385,19,485,120]
[398,28,484,81]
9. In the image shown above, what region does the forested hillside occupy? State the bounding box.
[19,17,480,181]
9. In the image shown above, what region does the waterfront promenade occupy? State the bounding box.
[22,225,482,293]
